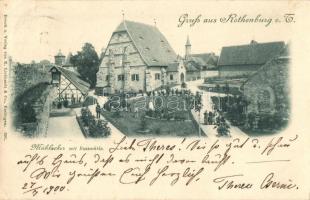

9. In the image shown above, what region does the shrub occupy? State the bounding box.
[57,102,62,109]
[81,107,93,126]
[63,99,69,108]
[80,107,111,137]
[246,112,256,129]
[120,98,127,109]
[20,104,37,123]
[83,96,97,107]
[97,120,111,137]
[166,85,171,92]
[88,121,98,137]
[140,116,147,130]
[216,122,230,136]
[215,84,221,92]
[111,110,121,118]
[155,127,161,135]
[154,110,161,118]
[146,110,155,117]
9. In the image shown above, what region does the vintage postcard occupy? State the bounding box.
[0,0,310,199]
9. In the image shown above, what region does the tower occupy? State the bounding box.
[54,50,65,66]
[185,35,191,60]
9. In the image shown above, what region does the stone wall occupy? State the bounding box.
[201,70,219,78]
[167,71,179,85]
[167,60,186,85]
[219,65,261,77]
[17,85,52,137]
[35,89,51,137]
[243,57,289,115]
[11,63,52,137]
[186,71,201,81]
[11,63,51,98]
[96,31,147,93]
[148,66,163,90]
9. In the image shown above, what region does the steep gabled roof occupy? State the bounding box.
[218,41,285,66]
[114,20,178,66]
[241,44,290,87]
[242,55,290,88]
[185,53,219,70]
[50,66,90,95]
[190,57,206,67]
[191,53,217,64]
[185,62,199,72]
[167,62,179,72]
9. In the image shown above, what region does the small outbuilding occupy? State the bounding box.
[50,66,90,106]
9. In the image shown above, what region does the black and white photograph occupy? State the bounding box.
[8,2,290,139]
[2,1,310,200]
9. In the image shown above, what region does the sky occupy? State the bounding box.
[7,0,295,63]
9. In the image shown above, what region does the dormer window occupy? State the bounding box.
[161,40,166,47]
[139,36,144,40]
[115,33,121,41]
[145,47,150,51]
[152,58,158,62]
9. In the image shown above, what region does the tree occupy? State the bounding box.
[215,121,230,137]
[71,43,100,88]
[215,84,220,92]
[194,92,203,137]
[224,82,230,95]
[194,92,202,112]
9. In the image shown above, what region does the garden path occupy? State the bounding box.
[78,90,125,139]
[46,113,84,138]
[174,80,248,138]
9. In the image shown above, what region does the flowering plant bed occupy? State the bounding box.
[101,110,201,137]
[78,107,111,138]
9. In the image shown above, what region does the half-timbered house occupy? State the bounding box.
[50,66,90,106]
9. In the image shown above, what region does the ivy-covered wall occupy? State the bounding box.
[11,63,51,99]
[11,63,52,136]
[242,56,290,130]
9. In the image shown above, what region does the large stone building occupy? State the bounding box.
[241,45,289,117]
[183,36,219,81]
[96,20,186,95]
[218,40,285,77]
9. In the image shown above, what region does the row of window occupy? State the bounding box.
[106,74,139,81]
[106,74,174,81]
[118,74,140,81]
[155,73,174,80]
